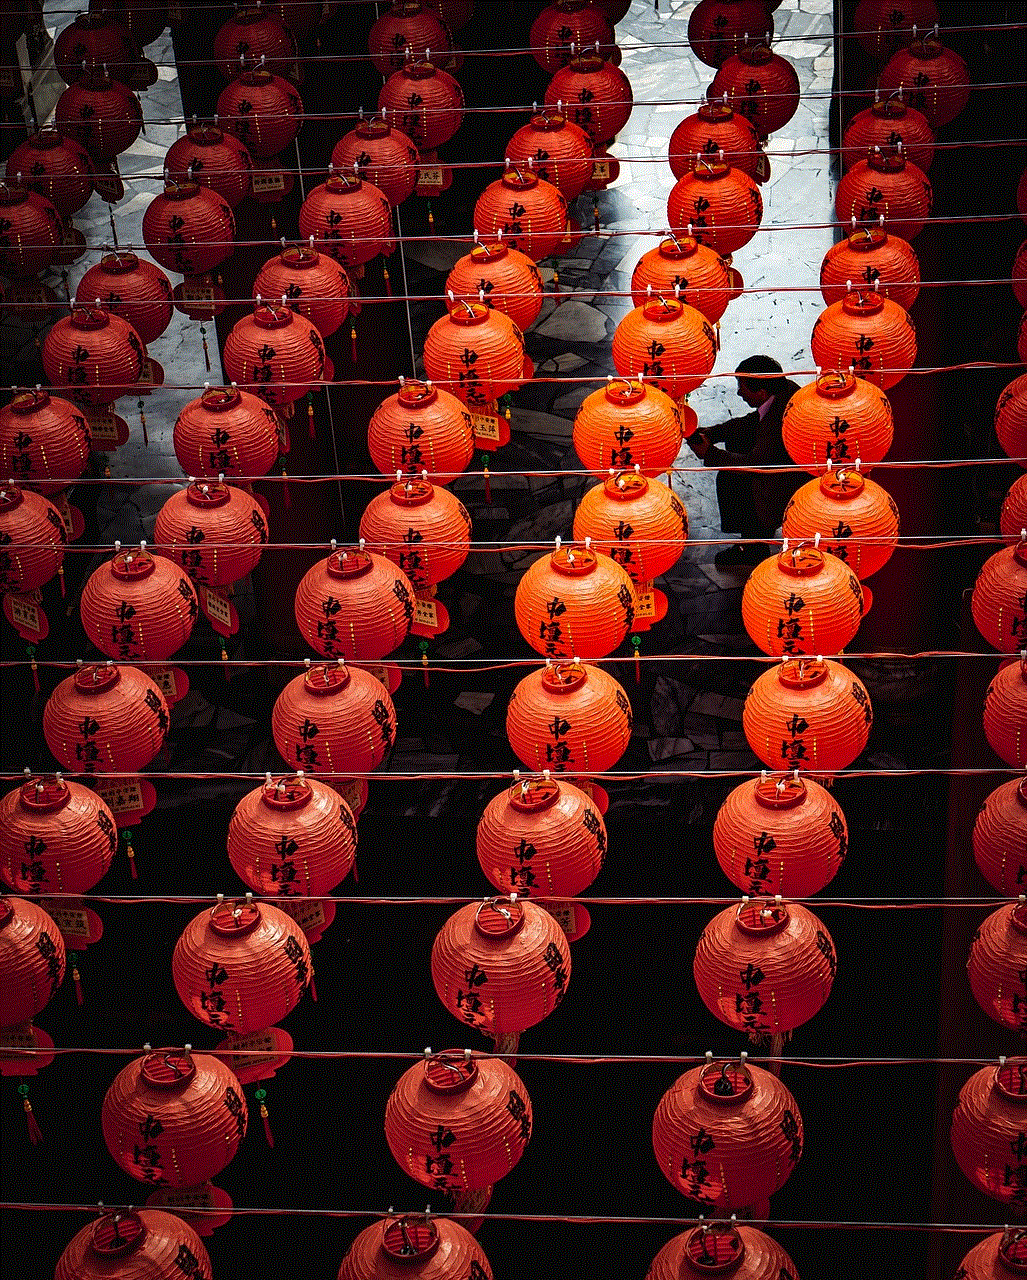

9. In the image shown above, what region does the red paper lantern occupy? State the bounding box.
[782,371,894,472]
[173,385,280,480]
[53,11,139,85]
[544,52,632,146]
[55,68,143,162]
[530,1,614,73]
[299,172,393,269]
[669,102,764,182]
[423,300,528,407]
[974,778,1027,895]
[653,1058,803,1210]
[154,481,267,588]
[142,180,235,278]
[378,60,464,152]
[164,123,253,209]
[0,391,90,495]
[714,772,847,897]
[972,541,1027,653]
[368,380,474,480]
[952,1059,1027,1206]
[55,1210,212,1280]
[384,1050,532,1191]
[0,896,66,1029]
[216,68,303,159]
[515,543,636,659]
[4,128,95,218]
[995,375,1027,466]
[426,0,475,27]
[574,378,685,477]
[369,3,451,76]
[984,658,1027,767]
[842,95,935,172]
[89,0,169,48]
[0,183,64,278]
[688,0,774,68]
[631,236,733,326]
[0,484,66,594]
[228,773,357,896]
[76,251,173,346]
[43,662,169,774]
[878,35,970,129]
[573,470,688,586]
[820,224,920,312]
[294,547,414,660]
[506,659,632,773]
[852,0,939,60]
[221,301,326,408]
[504,111,594,201]
[102,1048,247,1187]
[42,305,145,407]
[446,241,544,334]
[743,656,873,771]
[835,148,932,242]
[431,896,571,1036]
[742,544,864,657]
[0,774,117,896]
[477,775,606,897]
[1002,476,1027,538]
[968,901,1027,1031]
[80,546,198,661]
[253,245,355,339]
[955,1230,1027,1280]
[332,118,419,207]
[612,298,717,402]
[338,1215,492,1280]
[668,159,763,257]
[272,661,398,774]
[213,6,294,80]
[810,289,916,391]
[648,1222,799,1280]
[359,477,471,591]
[1014,239,1027,310]
[783,468,899,579]
[473,169,567,263]
[1020,311,1027,369]
[710,44,801,138]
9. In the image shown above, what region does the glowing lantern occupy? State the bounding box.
[984,657,1027,767]
[294,546,414,661]
[164,122,253,208]
[272,661,398,775]
[714,772,847,897]
[359,477,471,592]
[0,391,90,495]
[332,118,419,208]
[55,1210,212,1280]
[42,305,145,407]
[299,172,393,269]
[80,546,197,661]
[669,102,763,182]
[0,896,66,1029]
[783,469,899,579]
[952,1060,1027,1205]
[530,1,614,72]
[809,289,916,391]
[612,298,717,402]
[506,660,632,773]
[368,380,473,481]
[173,385,280,480]
[53,11,139,85]
[573,378,685,477]
[0,774,117,896]
[76,251,174,346]
[473,169,567,263]
[955,1230,1027,1280]
[369,3,451,76]
[0,484,66,595]
[709,43,801,137]
[446,241,544,333]
[142,180,235,278]
[217,68,303,159]
[743,656,873,771]
[972,541,1027,653]
[423,300,528,408]
[253,244,355,338]
[0,183,64,278]
[154,481,267,588]
[338,1215,492,1280]
[782,371,894,472]
[878,35,970,129]
[835,148,932,242]
[668,159,763,257]
[221,301,326,408]
[968,901,1027,1031]
[213,6,294,79]
[998,377,1027,466]
[630,236,732,325]
[514,543,636,659]
[1001,476,1027,538]
[974,778,1027,895]
[43,662,169,774]
[688,0,774,68]
[4,128,95,218]
[544,52,632,146]
[504,111,594,201]
[648,1222,799,1280]
[55,68,143,162]
[742,544,864,656]
[378,60,464,152]
[653,1058,803,1210]
[842,95,935,172]
[384,1050,532,1191]
[852,0,939,60]
[820,224,920,312]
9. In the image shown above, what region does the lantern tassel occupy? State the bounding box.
[383,266,392,297]
[138,399,148,446]
[19,1087,42,1144]
[350,323,358,365]
[26,646,39,694]
[255,1089,273,1147]
[420,640,430,688]
[281,468,291,508]
[427,201,435,235]
[200,324,211,373]
[632,634,641,684]
[71,952,84,1005]
[593,201,600,233]
[482,454,492,504]
[307,392,316,439]
[58,564,66,597]
[125,830,137,879]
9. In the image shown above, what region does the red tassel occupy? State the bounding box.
[307,394,316,440]
[282,469,291,508]
[420,640,430,688]
[125,833,137,879]
[138,400,148,446]
[27,647,39,693]
[383,266,392,297]
[23,1097,42,1144]
[200,324,211,372]
[261,1103,274,1147]
[73,962,84,1006]
[427,202,435,235]
[58,565,65,598]
[350,324,357,365]
[483,464,492,505]
[632,635,641,685]
[593,202,600,233]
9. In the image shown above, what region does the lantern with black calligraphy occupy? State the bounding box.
[477,776,606,898]
[852,0,939,60]
[743,656,872,771]
[984,657,1027,767]
[4,128,94,219]
[574,378,685,477]
[668,159,763,257]
[612,297,717,403]
[631,236,733,325]
[0,484,66,596]
[272,661,398,775]
[446,241,544,334]
[173,385,280,480]
[164,123,253,209]
[669,102,764,182]
[228,773,357,897]
[473,169,567,263]
[1001,476,1027,537]
[810,289,916,391]
[968,901,1027,1032]
[154,481,267,589]
[974,778,1027,895]
[507,660,632,773]
[955,1229,1027,1280]
[544,51,632,147]
[359,477,471,593]
[648,1221,800,1280]
[695,897,836,1036]
[952,1060,1027,1206]
[530,1,614,73]
[878,35,970,129]
[0,183,64,278]
[369,2,451,76]
[653,1058,803,1211]
[714,773,847,897]
[89,0,169,48]
[783,468,899,580]
[0,391,90,495]
[53,11,138,85]
[338,1214,492,1280]
[0,774,117,896]
[213,6,294,80]
[835,148,932,243]
[384,1050,532,1192]
[42,306,145,408]
[1000,376,1027,465]
[515,542,636,659]
[76,252,173,347]
[55,1209,212,1280]
[369,381,473,481]
[423,300,529,408]
[80,546,198,662]
[55,67,143,162]
[221,301,326,409]
[298,172,393,270]
[742,544,864,657]
[504,111,594,200]
[216,68,303,159]
[782,371,894,472]
[378,60,464,152]
[820,224,920,312]
[332,118,419,207]
[843,95,935,172]
[431,896,571,1037]
[972,542,1027,653]
[710,43,800,138]
[43,662,169,774]
[294,547,414,660]
[142,180,235,279]
[688,0,774,68]
[253,245,355,339]
[0,895,66,1030]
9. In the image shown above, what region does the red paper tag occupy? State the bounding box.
[41,898,105,947]
[92,776,158,826]
[200,587,239,637]
[85,410,130,450]
[3,591,48,642]
[215,1026,293,1085]
[0,1024,55,1077]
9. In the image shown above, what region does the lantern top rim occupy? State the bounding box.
[89,1211,147,1258]
[1010,902,1027,936]
[777,657,829,689]
[999,1228,1027,1272]
[186,480,231,507]
[500,169,539,192]
[447,299,490,326]
[139,1047,197,1088]
[0,898,12,929]
[97,249,142,274]
[261,774,314,810]
[0,484,25,511]
[469,240,511,265]
[74,662,122,693]
[1019,778,1027,806]
[566,50,609,73]
[0,182,30,207]
[776,545,827,577]
[1013,540,1027,568]
[866,149,907,173]
[690,159,731,181]
[199,386,243,411]
[9,388,51,414]
[302,662,352,695]
[159,178,202,201]
[18,775,73,812]
[110,547,156,581]
[683,1222,747,1274]
[252,302,296,329]
[422,1049,479,1094]
[845,224,889,252]
[819,469,866,499]
[870,96,912,120]
[753,773,807,809]
[541,660,589,692]
[840,289,885,316]
[474,896,526,939]
[813,370,858,398]
[389,477,435,506]
[380,1216,441,1262]
[209,897,262,937]
[906,33,945,60]
[697,1059,755,1105]
[235,66,275,86]
[69,305,111,331]
[697,100,737,124]
[550,544,597,576]
[508,775,562,812]
[183,122,229,145]
[24,126,65,150]
[736,41,774,66]
[735,897,791,936]
[324,172,364,194]
[326,547,374,579]
[995,1059,1027,1102]
[400,58,443,80]
[231,5,282,26]
[396,379,439,408]
[657,235,700,260]
[604,378,646,406]
[279,244,320,269]
[603,471,649,500]
[529,110,570,132]
[641,296,685,322]
[354,117,393,141]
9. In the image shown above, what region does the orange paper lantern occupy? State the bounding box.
[173,385,280,480]
[973,778,1027,895]
[530,1,614,72]
[332,118,419,207]
[743,656,873,771]
[43,662,169,774]
[154,481,267,588]
[76,251,174,346]
[0,895,66,1029]
[709,43,801,137]
[55,1210,212,1280]
[378,60,464,152]
[972,542,1027,653]
[5,127,95,218]
[338,1215,492,1280]
[142,180,236,278]
[573,470,688,585]
[41,305,146,407]
[0,391,90,495]
[952,1060,1027,1206]
[216,68,303,159]
[359,477,471,591]
[783,468,899,578]
[55,67,143,162]
[612,297,718,402]
[0,183,65,278]
[423,300,527,407]
[835,148,933,242]
[852,0,939,60]
[252,244,355,339]
[878,35,970,129]
[782,371,894,472]
[514,543,636,659]
[1001,475,1027,539]
[667,159,763,257]
[955,1230,1027,1280]
[164,122,253,208]
[820,224,920,312]
[984,657,1027,767]
[630,235,733,325]
[221,301,326,408]
[842,95,935,171]
[968,901,1027,1031]
[445,241,544,334]
[298,172,394,269]
[741,544,864,657]
[472,169,567,263]
[271,661,398,775]
[648,1222,799,1280]
[669,102,764,182]
[688,0,774,68]
[80,546,198,661]
[507,660,632,774]
[368,380,474,481]
[544,51,632,146]
[368,2,451,76]
[810,289,916,390]
[504,110,594,199]
[294,546,414,660]
[0,484,66,594]
[212,6,294,80]
[0,774,117,895]
[573,378,685,477]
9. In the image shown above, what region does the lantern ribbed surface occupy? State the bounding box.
[688,0,774,68]
[955,1230,1027,1280]
[842,97,935,171]
[368,3,451,75]
[213,7,294,79]
[42,306,146,407]
[55,1210,212,1280]
[742,545,864,657]
[332,119,419,207]
[669,103,763,181]
[253,245,355,339]
[0,774,117,895]
[173,385,280,479]
[714,774,847,897]
[530,1,614,73]
[782,372,894,472]
[0,895,66,1028]
[514,546,637,659]
[952,1060,1027,1206]
[294,547,414,660]
[164,124,253,208]
[384,1051,532,1191]
[272,662,398,774]
[1012,240,1027,311]
[298,173,394,268]
[1001,475,1027,538]
[0,390,90,494]
[378,61,464,151]
[968,901,1027,1031]
[631,236,733,324]
[504,112,595,200]
[971,543,1027,653]
[142,181,235,277]
[338,1215,492,1280]
[810,290,916,390]
[668,161,763,257]
[91,0,169,48]
[820,226,920,312]
[0,184,64,278]
[369,381,473,480]
[652,1059,803,1210]
[172,898,312,1034]
[574,379,684,477]
[973,779,1027,895]
[55,69,143,161]
[102,1049,247,1186]
[1002,376,1027,466]
[216,69,303,159]
[573,472,688,584]
[506,661,633,773]
[477,776,606,897]
[853,0,939,60]
[43,663,169,773]
[0,484,66,593]
[359,478,471,591]
[472,171,567,263]
[1019,312,1027,368]
[222,303,326,408]
[228,773,357,896]
[783,469,899,579]
[80,548,198,661]
[647,1222,799,1280]
[53,11,138,84]
[423,302,527,407]
[835,151,933,242]
[709,44,801,137]
[5,128,95,217]
[984,659,1027,767]
[878,37,970,128]
[431,896,571,1036]
[154,481,267,587]
[612,298,718,402]
[445,242,544,334]
[694,898,837,1035]
[743,657,873,771]
[76,251,173,346]
[544,52,632,146]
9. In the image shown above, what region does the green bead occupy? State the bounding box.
[254,1088,267,1102]
[17,1083,29,1098]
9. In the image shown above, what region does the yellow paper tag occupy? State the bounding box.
[366,664,390,688]
[148,1186,217,1211]
[0,1021,36,1051]
[541,900,577,937]
[278,899,327,932]
[471,413,501,443]
[203,587,233,628]
[44,904,92,941]
[418,166,444,188]
[252,170,286,194]
[413,596,439,629]
[218,1029,281,1072]
[151,667,179,701]
[138,358,158,387]
[93,778,144,816]
[84,411,119,444]
[338,780,365,813]
[592,159,611,181]
[635,584,656,620]
[181,283,215,304]
[8,596,42,634]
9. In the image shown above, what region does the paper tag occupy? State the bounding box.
[93,777,144,816]
[85,411,121,446]
[218,1028,284,1071]
[0,1022,36,1051]
[181,283,215,304]
[278,899,327,933]
[591,159,611,181]
[44,903,92,941]
[417,166,444,189]
[541,899,577,936]
[754,151,771,184]
[151,667,179,702]
[471,412,501,443]
[338,779,366,816]
[635,585,656,620]
[148,1186,217,1211]
[366,664,390,688]
[252,170,286,194]
[202,587,233,629]
[4,592,46,641]
[413,596,439,629]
